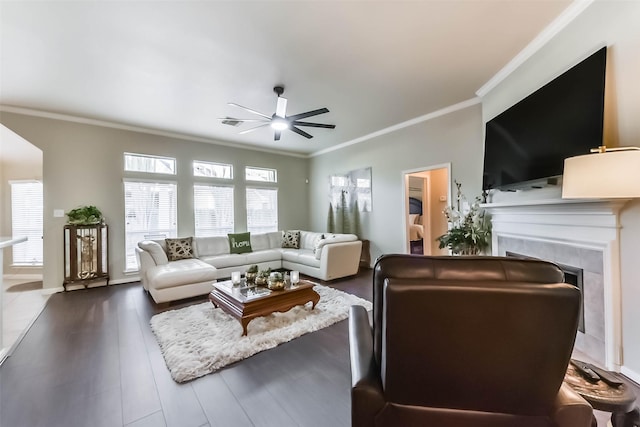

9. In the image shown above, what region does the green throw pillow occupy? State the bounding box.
[228,232,252,254]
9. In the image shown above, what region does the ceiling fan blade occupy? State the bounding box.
[238,123,271,134]
[275,96,287,118]
[274,130,281,141]
[287,108,329,121]
[217,117,269,123]
[290,126,313,139]
[292,121,336,129]
[228,103,271,119]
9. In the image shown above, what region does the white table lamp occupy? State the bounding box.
[562,146,640,199]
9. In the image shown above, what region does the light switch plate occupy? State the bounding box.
[53,209,65,218]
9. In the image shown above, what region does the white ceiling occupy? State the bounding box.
[0,1,572,156]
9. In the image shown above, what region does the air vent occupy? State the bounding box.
[221,117,242,127]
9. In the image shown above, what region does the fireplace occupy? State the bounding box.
[506,251,585,333]
[483,198,628,370]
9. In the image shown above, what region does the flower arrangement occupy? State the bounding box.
[436,181,491,255]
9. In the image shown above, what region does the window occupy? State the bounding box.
[194,185,234,237]
[10,181,43,266]
[124,180,177,270]
[246,187,278,233]
[245,166,277,183]
[124,153,176,174]
[331,175,348,187]
[193,161,233,179]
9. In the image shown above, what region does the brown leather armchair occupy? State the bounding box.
[349,254,593,427]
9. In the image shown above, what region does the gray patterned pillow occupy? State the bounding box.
[282,230,301,249]
[165,237,194,261]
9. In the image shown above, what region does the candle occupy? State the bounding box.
[290,270,300,285]
[231,271,241,286]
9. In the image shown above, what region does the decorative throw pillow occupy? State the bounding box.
[313,234,325,254]
[228,232,252,254]
[165,237,194,261]
[282,230,301,249]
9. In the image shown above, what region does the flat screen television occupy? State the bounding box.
[482,46,607,191]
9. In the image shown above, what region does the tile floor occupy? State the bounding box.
[2,275,50,357]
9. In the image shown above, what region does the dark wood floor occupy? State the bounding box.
[2,268,639,427]
[0,270,373,427]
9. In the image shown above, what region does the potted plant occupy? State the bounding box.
[256,268,271,286]
[245,264,258,284]
[267,271,285,291]
[436,181,491,255]
[66,205,103,225]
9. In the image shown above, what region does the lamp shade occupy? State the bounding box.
[562,149,640,198]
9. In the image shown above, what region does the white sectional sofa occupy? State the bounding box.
[135,230,363,304]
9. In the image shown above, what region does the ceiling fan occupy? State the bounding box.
[219,86,336,141]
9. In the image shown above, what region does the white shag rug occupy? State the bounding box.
[150,284,372,383]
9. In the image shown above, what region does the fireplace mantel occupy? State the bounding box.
[482,197,630,370]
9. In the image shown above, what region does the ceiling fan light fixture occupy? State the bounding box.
[270,117,289,131]
[222,85,334,141]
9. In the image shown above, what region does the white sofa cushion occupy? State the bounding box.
[250,232,271,251]
[300,231,325,250]
[146,258,216,290]
[266,231,283,249]
[201,253,248,269]
[194,236,230,257]
[246,249,282,264]
[138,240,169,265]
[281,248,321,267]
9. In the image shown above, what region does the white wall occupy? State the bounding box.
[481,1,640,379]
[309,103,483,264]
[0,112,310,290]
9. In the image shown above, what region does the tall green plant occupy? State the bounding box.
[352,200,361,238]
[340,190,351,234]
[327,203,336,233]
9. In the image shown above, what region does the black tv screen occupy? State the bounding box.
[482,47,606,190]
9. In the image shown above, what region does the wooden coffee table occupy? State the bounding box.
[209,279,320,336]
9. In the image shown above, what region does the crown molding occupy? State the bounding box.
[475,0,594,98]
[310,97,481,157]
[0,105,307,159]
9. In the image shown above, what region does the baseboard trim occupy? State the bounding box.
[109,277,140,285]
[621,365,640,385]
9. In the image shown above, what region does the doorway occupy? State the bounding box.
[403,164,450,255]
[1,124,45,361]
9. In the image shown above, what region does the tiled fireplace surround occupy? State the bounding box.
[484,198,629,371]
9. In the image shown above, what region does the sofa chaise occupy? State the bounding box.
[135,230,363,303]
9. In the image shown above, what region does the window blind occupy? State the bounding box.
[246,187,278,233]
[124,180,177,270]
[10,181,43,266]
[194,184,234,237]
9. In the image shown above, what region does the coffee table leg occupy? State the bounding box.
[310,293,320,309]
[241,319,250,336]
